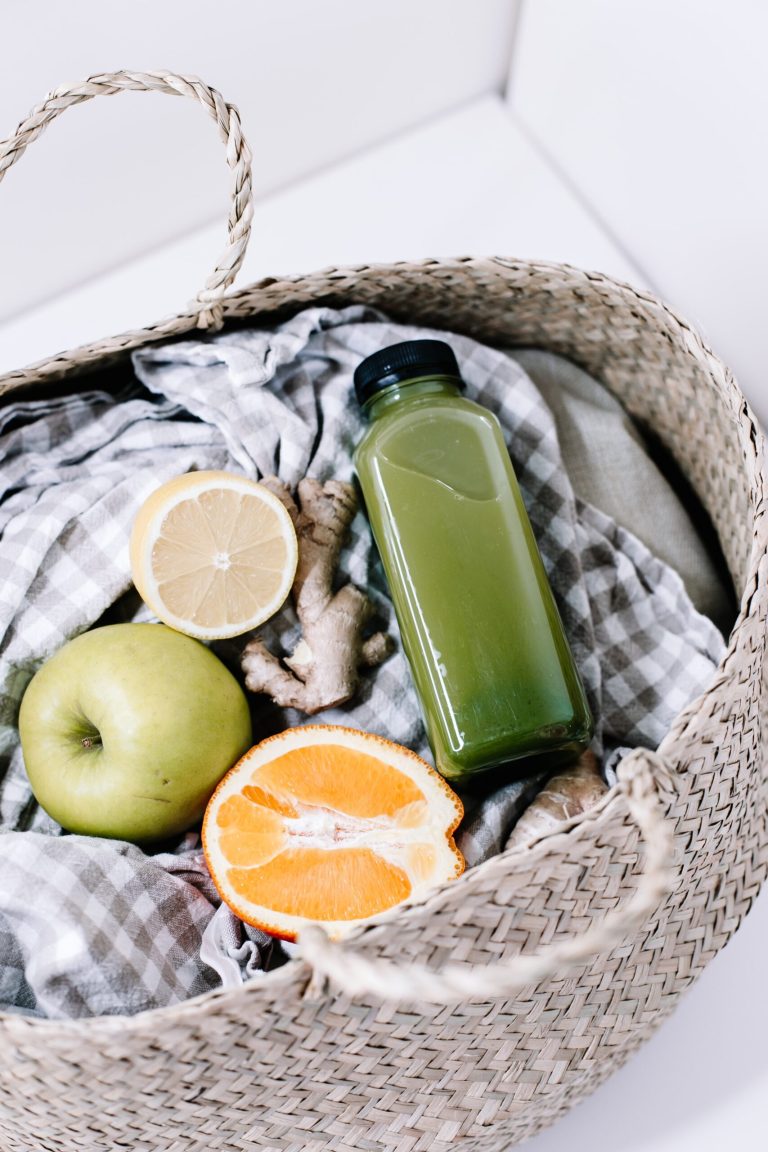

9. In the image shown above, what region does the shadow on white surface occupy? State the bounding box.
[522,884,768,1152]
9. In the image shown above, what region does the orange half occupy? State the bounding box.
[202,725,465,940]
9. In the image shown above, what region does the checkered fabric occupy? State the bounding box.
[0,306,724,1017]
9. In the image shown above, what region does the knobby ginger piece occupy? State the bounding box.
[505,750,608,850]
[241,476,393,714]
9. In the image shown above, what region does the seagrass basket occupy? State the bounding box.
[1,73,766,1152]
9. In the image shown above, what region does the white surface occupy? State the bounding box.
[508,0,768,429]
[0,96,644,376]
[1,90,766,1152]
[0,0,518,321]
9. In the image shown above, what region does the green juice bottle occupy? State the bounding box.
[353,339,593,785]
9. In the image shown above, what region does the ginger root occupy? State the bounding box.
[241,476,393,714]
[505,750,608,850]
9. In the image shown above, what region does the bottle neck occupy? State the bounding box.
[362,374,463,421]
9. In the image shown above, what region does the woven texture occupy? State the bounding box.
[0,255,765,1151]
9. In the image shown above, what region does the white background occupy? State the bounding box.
[1,4,767,1150]
[0,0,518,320]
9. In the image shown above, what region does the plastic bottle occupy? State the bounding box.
[353,339,593,785]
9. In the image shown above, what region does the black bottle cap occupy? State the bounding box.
[353,339,462,407]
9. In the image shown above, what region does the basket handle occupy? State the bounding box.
[0,70,253,331]
[297,749,676,1003]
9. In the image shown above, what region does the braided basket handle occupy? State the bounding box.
[298,749,676,1003]
[0,70,253,330]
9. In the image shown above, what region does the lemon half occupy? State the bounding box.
[130,471,298,640]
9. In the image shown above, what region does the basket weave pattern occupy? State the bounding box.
[1,255,766,1152]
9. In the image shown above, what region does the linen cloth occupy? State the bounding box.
[511,347,734,634]
[0,306,726,1016]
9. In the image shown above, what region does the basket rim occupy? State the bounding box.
[0,253,747,389]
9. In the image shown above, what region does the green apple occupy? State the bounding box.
[18,623,253,843]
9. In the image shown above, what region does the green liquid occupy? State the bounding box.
[355,386,592,783]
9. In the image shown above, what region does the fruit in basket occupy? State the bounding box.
[130,470,298,641]
[18,623,253,843]
[202,725,465,940]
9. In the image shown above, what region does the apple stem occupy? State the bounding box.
[81,735,102,749]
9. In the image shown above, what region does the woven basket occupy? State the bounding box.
[1,73,766,1152]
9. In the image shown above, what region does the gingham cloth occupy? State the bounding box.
[0,306,725,1017]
